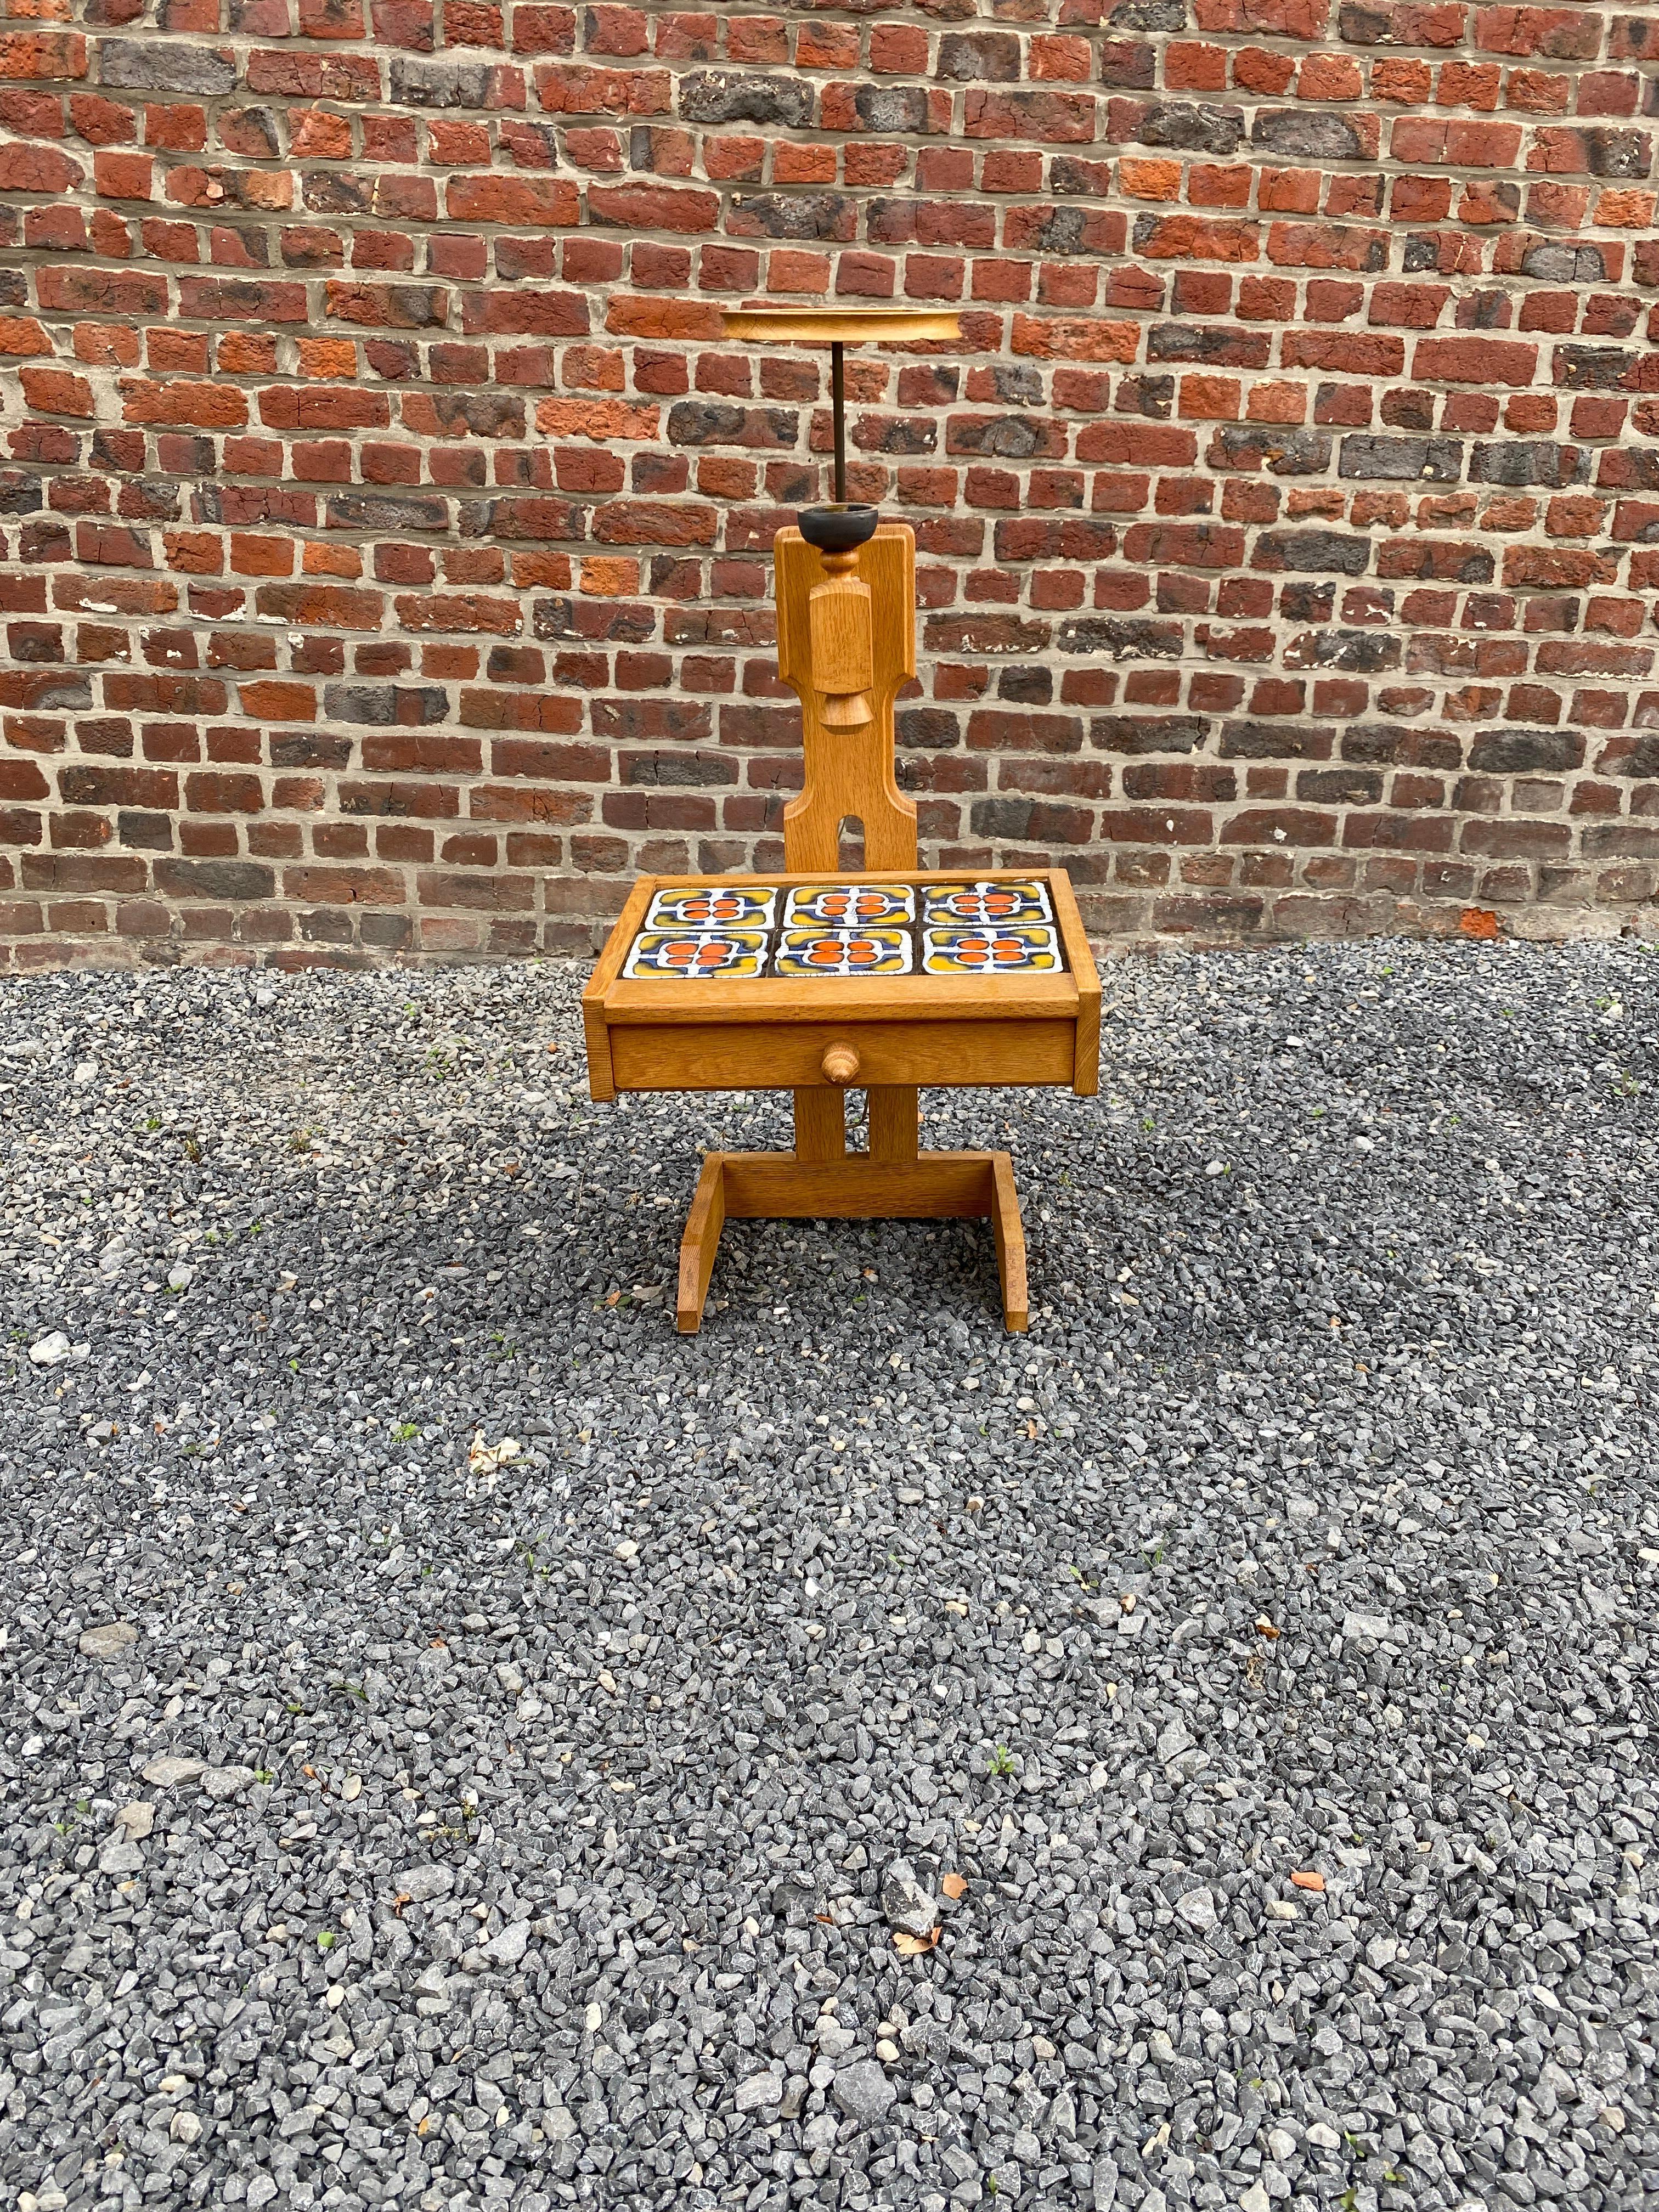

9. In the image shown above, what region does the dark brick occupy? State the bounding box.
[1125,102,1244,157]
[666,402,798,449]
[1521,242,1607,283]
[1149,325,1273,369]
[1338,435,1464,482]
[970,797,1035,838]
[897,708,961,750]
[860,417,935,456]
[1340,725,1460,769]
[1252,110,1365,160]
[678,70,814,128]
[853,86,930,133]
[1553,348,1637,391]
[388,59,499,108]
[1467,729,1584,774]
[1338,2,1397,40]
[1207,426,1333,477]
[1091,714,1209,754]
[1298,768,1384,803]
[325,493,450,533]
[619,751,736,787]
[726,193,856,241]
[1220,721,1336,760]
[1469,442,1588,488]
[1585,129,1652,179]
[153,859,275,901]
[1022,206,1087,256]
[949,415,1048,459]
[100,38,237,93]
[1058,617,1184,659]
[938,32,1022,82]
[997,666,1054,704]
[1252,531,1373,575]
[272,735,353,770]
[1282,629,1402,673]
[323,684,449,725]
[985,365,1043,405]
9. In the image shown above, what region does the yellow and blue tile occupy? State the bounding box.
[623,928,769,980]
[922,879,1053,929]
[783,883,916,929]
[644,885,777,932]
[923,924,1062,974]
[772,927,913,978]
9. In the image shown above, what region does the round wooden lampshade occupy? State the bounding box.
[720,305,963,345]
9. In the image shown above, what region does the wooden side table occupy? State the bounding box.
[582,307,1102,1333]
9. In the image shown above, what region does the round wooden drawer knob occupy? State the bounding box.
[821,1041,860,1086]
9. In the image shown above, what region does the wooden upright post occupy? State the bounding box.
[775,526,917,876]
[776,523,919,1183]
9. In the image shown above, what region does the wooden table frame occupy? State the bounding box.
[582,515,1099,1335]
[583,867,1101,1334]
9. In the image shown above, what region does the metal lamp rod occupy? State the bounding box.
[831,339,845,505]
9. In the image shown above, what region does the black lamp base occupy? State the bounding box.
[798,503,879,554]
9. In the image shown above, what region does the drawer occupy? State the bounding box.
[607,1015,1079,1094]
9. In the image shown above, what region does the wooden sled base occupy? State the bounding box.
[676,1147,1029,1336]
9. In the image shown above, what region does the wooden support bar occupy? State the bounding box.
[793,1088,846,1163]
[989,1150,1028,1333]
[672,1144,1028,1334]
[676,1153,727,1334]
[720,1150,995,1222]
[867,1085,919,1164]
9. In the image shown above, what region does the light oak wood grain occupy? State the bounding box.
[777,526,917,874]
[603,966,1080,1028]
[720,307,962,344]
[721,1150,995,1217]
[675,1153,726,1333]
[608,1018,1079,1094]
[868,1086,919,1164]
[808,549,875,729]
[580,873,652,1102]
[674,1147,1025,1331]
[1047,867,1102,1097]
[794,1088,846,1164]
[584,512,1085,1337]
[989,1152,1029,1332]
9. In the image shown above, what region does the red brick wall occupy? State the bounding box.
[1,1,1656,969]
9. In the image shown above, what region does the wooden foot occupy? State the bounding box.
[988,1149,1028,1332]
[676,1151,727,1334]
[672,1144,1029,1333]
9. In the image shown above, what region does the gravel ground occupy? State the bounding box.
[1,939,1657,2212]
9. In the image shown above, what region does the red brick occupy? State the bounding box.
[0,31,87,80]
[445,174,581,225]
[1414,335,1539,384]
[1474,6,1600,59]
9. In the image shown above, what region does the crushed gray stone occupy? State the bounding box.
[0,940,1656,2211]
